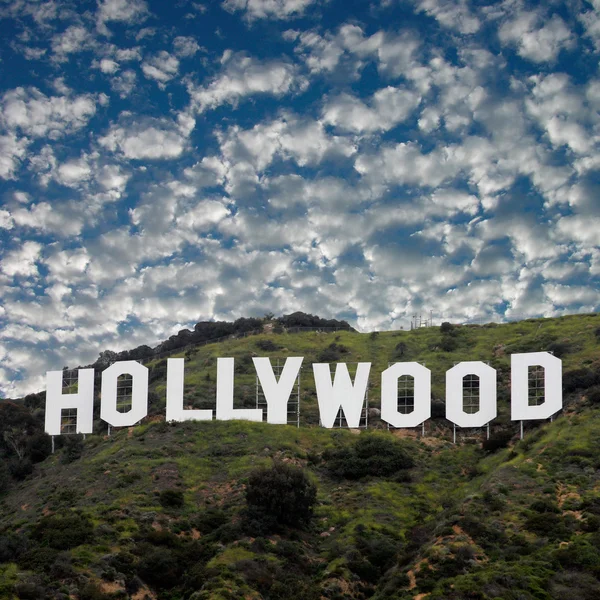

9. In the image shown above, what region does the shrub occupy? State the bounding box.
[8,458,33,480]
[26,432,52,463]
[482,430,513,453]
[32,512,94,550]
[554,538,600,573]
[586,386,600,404]
[439,336,458,352]
[256,339,280,352]
[563,368,600,393]
[60,436,84,464]
[0,532,27,562]
[394,342,408,358]
[245,462,317,530]
[159,489,185,509]
[323,434,414,479]
[317,343,349,363]
[524,511,567,539]
[530,499,560,514]
[13,582,47,600]
[138,547,181,588]
[194,508,229,534]
[547,341,572,358]
[440,322,454,333]
[79,581,114,600]
[0,461,10,494]
[431,399,445,419]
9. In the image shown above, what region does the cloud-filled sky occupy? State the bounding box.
[0,0,599,397]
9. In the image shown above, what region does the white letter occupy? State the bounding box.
[166,358,212,422]
[253,357,303,424]
[45,369,94,435]
[511,352,562,420]
[215,357,262,422]
[101,361,148,427]
[446,361,496,428]
[381,363,431,428]
[313,362,370,428]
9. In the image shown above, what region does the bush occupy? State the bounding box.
[194,508,229,534]
[26,433,52,463]
[482,430,513,453]
[159,489,185,509]
[317,343,349,363]
[323,434,414,479]
[8,458,33,480]
[256,339,280,352]
[0,532,27,562]
[524,511,567,539]
[547,341,572,358]
[439,336,458,352]
[563,368,600,393]
[245,462,317,530]
[394,342,408,358]
[586,386,600,404]
[440,322,454,333]
[0,461,10,494]
[138,547,181,588]
[60,436,84,464]
[32,512,94,550]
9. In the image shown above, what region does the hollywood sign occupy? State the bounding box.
[44,352,562,436]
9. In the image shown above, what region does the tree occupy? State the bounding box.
[245,463,317,529]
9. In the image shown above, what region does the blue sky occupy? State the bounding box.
[0,0,599,397]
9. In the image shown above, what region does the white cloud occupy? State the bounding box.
[580,1,600,50]
[115,47,142,61]
[0,210,13,230]
[176,199,231,231]
[51,25,93,61]
[99,117,190,159]
[97,0,149,35]
[43,247,90,283]
[173,36,200,57]
[222,0,320,20]
[216,113,356,179]
[21,46,47,60]
[0,133,28,179]
[1,241,42,278]
[354,141,461,188]
[0,324,52,343]
[292,24,423,83]
[414,0,480,34]
[111,69,137,98]
[322,86,421,133]
[543,283,600,306]
[99,58,119,73]
[555,215,600,246]
[1,87,97,139]
[56,157,92,187]
[189,52,300,112]
[96,163,130,194]
[526,73,594,155]
[498,11,575,63]
[11,202,87,237]
[141,51,180,86]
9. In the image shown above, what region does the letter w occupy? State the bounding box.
[313,363,371,428]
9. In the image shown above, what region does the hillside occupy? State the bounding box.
[1,313,600,600]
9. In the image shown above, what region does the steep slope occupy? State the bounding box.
[0,314,600,600]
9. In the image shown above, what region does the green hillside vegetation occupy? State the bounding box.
[1,313,600,599]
